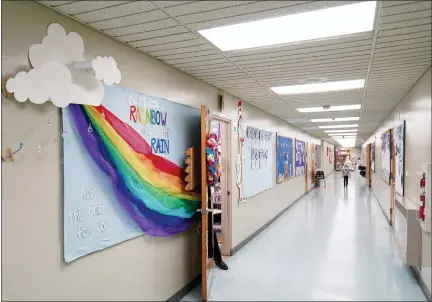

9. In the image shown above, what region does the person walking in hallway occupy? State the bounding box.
[342,165,351,188]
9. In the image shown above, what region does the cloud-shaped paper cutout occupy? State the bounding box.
[5,23,120,108]
[29,23,85,69]
[6,61,103,108]
[92,56,121,86]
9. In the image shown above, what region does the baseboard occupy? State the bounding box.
[410,266,432,301]
[166,274,201,302]
[230,190,310,256]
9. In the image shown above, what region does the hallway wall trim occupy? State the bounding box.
[166,274,201,302]
[230,190,311,256]
[411,266,432,301]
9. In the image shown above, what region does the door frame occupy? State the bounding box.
[212,115,233,256]
[200,105,209,302]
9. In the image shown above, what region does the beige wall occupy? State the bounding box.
[337,147,361,161]
[1,1,320,300]
[363,68,431,293]
[320,140,335,176]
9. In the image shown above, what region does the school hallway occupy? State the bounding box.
[183,172,426,301]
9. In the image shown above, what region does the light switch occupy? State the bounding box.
[406,170,409,177]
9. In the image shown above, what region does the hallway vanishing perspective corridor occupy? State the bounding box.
[184,172,426,301]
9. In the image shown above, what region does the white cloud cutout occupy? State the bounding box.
[92,56,121,86]
[5,23,120,108]
[6,61,103,108]
[29,23,85,69]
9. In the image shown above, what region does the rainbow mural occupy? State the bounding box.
[69,104,200,236]
[63,86,201,262]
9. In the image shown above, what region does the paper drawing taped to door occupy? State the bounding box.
[62,85,200,262]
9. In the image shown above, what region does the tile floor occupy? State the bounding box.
[182,172,426,301]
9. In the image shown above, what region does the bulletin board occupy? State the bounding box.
[276,134,293,184]
[393,120,405,196]
[242,125,273,200]
[62,85,201,262]
[381,129,392,184]
[371,141,376,172]
[295,139,306,177]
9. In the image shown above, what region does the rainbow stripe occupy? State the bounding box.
[69,104,200,237]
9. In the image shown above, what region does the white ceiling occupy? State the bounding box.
[40,0,432,146]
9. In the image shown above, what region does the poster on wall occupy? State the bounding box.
[316,145,322,169]
[393,120,406,196]
[243,125,273,199]
[381,129,392,184]
[276,134,293,184]
[328,147,333,164]
[295,139,306,177]
[62,85,201,262]
[371,141,376,172]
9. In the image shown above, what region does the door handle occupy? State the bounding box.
[196,208,213,213]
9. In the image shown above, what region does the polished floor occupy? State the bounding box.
[182,172,426,301]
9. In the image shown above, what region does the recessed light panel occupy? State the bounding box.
[198,2,376,51]
[272,79,365,95]
[298,104,361,113]
[311,117,359,122]
[319,124,358,129]
[325,129,358,133]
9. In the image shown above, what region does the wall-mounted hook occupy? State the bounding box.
[1,76,12,98]
[2,143,24,162]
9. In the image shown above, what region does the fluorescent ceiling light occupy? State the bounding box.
[319,124,358,129]
[325,129,358,133]
[330,133,357,137]
[271,79,365,95]
[297,104,361,113]
[198,1,377,51]
[330,136,357,139]
[334,137,357,147]
[311,117,359,122]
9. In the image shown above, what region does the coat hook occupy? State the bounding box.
[7,148,14,162]
[2,143,24,162]
[1,76,12,98]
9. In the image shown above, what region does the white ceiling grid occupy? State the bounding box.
[39,0,432,146]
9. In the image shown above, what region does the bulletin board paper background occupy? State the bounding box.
[276,134,293,184]
[393,120,405,196]
[62,85,200,262]
[381,129,391,184]
[242,125,273,200]
[295,139,306,177]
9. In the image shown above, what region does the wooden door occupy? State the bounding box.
[305,142,309,192]
[311,144,316,188]
[200,105,210,301]
[366,144,371,187]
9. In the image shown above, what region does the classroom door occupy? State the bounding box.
[199,105,211,301]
